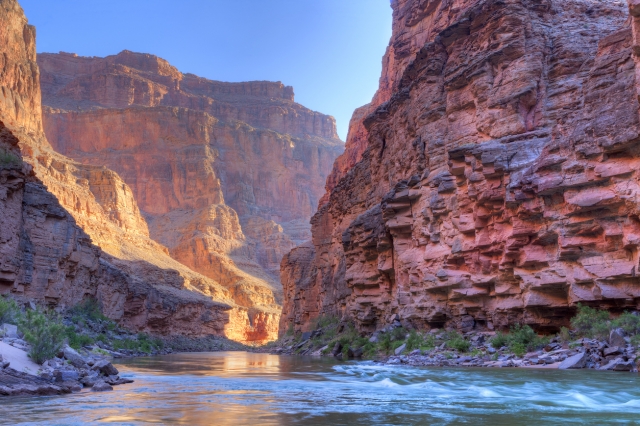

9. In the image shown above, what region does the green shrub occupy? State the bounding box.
[405,330,436,352]
[612,312,640,336]
[18,308,66,364]
[362,341,377,359]
[112,333,163,354]
[489,325,547,356]
[489,332,509,349]
[0,149,21,168]
[571,304,611,339]
[68,298,108,324]
[405,330,423,351]
[509,324,546,350]
[65,328,94,349]
[376,327,408,355]
[558,326,571,343]
[511,342,527,357]
[0,296,20,324]
[285,323,294,337]
[444,331,470,352]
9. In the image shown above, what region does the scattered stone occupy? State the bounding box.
[603,346,622,357]
[60,381,82,392]
[394,344,406,355]
[0,324,18,338]
[331,342,342,357]
[91,380,113,392]
[63,346,88,369]
[53,369,79,382]
[599,358,635,372]
[558,352,587,370]
[609,329,626,348]
[91,359,119,377]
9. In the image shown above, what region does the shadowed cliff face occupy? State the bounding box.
[37,50,344,342]
[281,0,640,336]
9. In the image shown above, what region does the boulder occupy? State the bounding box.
[558,352,587,369]
[603,346,622,357]
[60,381,82,392]
[91,359,119,376]
[609,328,626,348]
[331,342,342,357]
[0,324,18,338]
[394,343,407,355]
[80,372,100,388]
[599,358,635,371]
[63,346,88,369]
[91,380,113,392]
[53,369,79,382]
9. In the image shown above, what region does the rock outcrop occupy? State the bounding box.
[37,49,343,342]
[281,0,640,336]
[1,0,278,342]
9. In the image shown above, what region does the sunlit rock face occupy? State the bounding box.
[37,50,344,342]
[1,0,298,342]
[281,0,640,336]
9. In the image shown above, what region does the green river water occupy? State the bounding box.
[2,351,640,425]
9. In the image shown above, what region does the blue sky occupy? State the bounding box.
[20,0,392,141]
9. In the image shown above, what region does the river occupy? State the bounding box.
[3,351,640,425]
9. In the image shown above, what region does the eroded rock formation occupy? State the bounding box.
[0,0,270,341]
[281,0,640,335]
[37,49,343,342]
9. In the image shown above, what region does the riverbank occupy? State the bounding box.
[268,306,640,374]
[0,298,248,397]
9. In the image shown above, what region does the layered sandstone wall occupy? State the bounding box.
[0,120,234,336]
[281,0,640,335]
[1,0,277,342]
[38,50,343,342]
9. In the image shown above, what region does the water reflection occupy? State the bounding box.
[3,351,640,425]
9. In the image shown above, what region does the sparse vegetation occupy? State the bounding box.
[0,296,20,324]
[571,304,612,339]
[443,331,471,352]
[18,308,66,364]
[488,324,548,357]
[0,149,21,168]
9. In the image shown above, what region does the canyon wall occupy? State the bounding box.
[37,50,343,342]
[1,0,286,342]
[281,0,640,335]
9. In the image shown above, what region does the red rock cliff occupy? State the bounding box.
[0,0,272,341]
[281,0,640,335]
[37,50,344,342]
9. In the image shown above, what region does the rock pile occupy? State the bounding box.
[384,329,639,372]
[0,343,132,396]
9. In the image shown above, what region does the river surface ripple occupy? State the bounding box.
[2,351,640,425]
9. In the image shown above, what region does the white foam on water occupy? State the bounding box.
[467,385,502,398]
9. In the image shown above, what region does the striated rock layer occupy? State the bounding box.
[0,0,282,342]
[0,120,233,336]
[281,0,640,336]
[37,50,343,342]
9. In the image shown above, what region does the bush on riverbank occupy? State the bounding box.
[489,325,549,357]
[0,296,173,363]
[0,296,20,325]
[275,305,640,361]
[18,308,66,364]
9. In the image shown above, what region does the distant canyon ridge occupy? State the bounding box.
[0,0,342,343]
